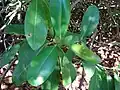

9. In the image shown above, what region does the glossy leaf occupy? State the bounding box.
[25,0,49,50]
[63,35,73,46]
[50,0,70,39]
[63,34,79,47]
[61,56,76,86]
[65,49,75,62]
[66,32,80,41]
[12,41,39,85]
[114,73,120,90]
[0,44,20,68]
[71,43,101,64]
[89,67,108,90]
[56,46,65,58]
[80,5,99,40]
[42,66,60,90]
[5,24,24,34]
[106,75,115,90]
[27,46,58,86]
[83,62,96,81]
[61,0,71,36]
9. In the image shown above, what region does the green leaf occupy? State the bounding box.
[27,46,58,86]
[62,32,79,47]
[106,75,115,90]
[63,34,79,47]
[12,41,39,85]
[42,66,60,90]
[0,44,20,68]
[5,24,24,34]
[50,0,70,39]
[61,0,70,36]
[61,56,76,86]
[80,5,99,40]
[56,46,65,58]
[25,0,49,50]
[71,43,101,64]
[114,73,120,90]
[89,67,108,90]
[83,61,96,81]
[63,35,73,46]
[65,49,75,62]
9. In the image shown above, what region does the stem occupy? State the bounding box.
[58,56,63,85]
[78,67,85,89]
[90,29,98,49]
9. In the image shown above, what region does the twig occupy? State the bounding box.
[1,0,5,7]
[22,0,31,7]
[0,1,21,32]
[90,29,98,49]
[71,0,83,10]
[97,64,120,71]
[95,40,120,47]
[78,67,85,90]
[106,2,120,38]
[0,58,16,83]
[3,34,7,50]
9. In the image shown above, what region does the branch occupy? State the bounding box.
[71,0,83,10]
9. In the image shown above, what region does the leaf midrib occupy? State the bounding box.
[33,0,38,46]
[37,46,56,76]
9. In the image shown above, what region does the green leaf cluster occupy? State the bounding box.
[2,0,75,88]
[89,67,120,90]
[3,0,118,90]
